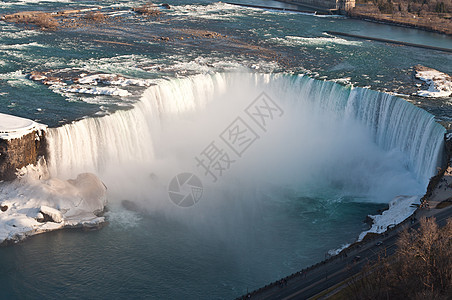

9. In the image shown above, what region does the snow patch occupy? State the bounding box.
[0,112,47,140]
[358,195,420,241]
[0,159,107,245]
[415,67,452,98]
[40,205,63,223]
[328,243,351,256]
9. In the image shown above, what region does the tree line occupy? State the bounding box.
[334,217,452,299]
[355,0,451,14]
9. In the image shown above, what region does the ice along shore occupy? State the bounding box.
[0,113,107,246]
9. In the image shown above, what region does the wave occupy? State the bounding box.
[0,42,47,50]
[271,35,362,47]
[170,2,249,21]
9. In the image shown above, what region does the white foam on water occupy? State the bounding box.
[170,2,248,21]
[328,243,351,256]
[76,73,154,87]
[0,0,71,6]
[67,54,158,78]
[61,85,132,97]
[271,35,362,47]
[0,70,40,88]
[162,55,280,75]
[0,27,44,40]
[105,209,142,229]
[0,42,47,50]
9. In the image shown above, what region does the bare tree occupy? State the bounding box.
[340,217,452,299]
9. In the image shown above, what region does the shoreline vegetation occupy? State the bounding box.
[333,216,452,299]
[346,0,452,35]
[2,1,451,36]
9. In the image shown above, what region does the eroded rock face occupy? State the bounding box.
[0,130,47,181]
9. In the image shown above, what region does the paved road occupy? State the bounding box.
[239,206,452,300]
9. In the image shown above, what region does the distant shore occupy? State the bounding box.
[347,11,452,36]
[275,0,452,35]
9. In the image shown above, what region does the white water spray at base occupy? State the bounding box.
[45,73,444,236]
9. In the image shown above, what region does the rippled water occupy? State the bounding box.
[1,0,451,125]
[0,0,450,299]
[0,201,387,299]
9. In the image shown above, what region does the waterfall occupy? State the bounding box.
[271,76,445,185]
[46,73,228,179]
[46,72,445,192]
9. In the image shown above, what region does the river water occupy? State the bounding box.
[0,0,450,299]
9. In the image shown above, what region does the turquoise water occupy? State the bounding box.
[0,0,449,299]
[0,198,386,299]
[1,0,451,125]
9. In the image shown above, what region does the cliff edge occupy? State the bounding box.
[0,113,47,181]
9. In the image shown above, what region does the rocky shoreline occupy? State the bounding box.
[275,0,451,35]
[0,166,108,246]
[0,113,108,246]
[0,213,107,247]
[347,12,452,36]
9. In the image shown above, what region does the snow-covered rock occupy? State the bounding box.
[29,71,47,81]
[40,205,63,223]
[0,112,47,140]
[414,65,452,98]
[0,159,107,245]
[358,195,420,241]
